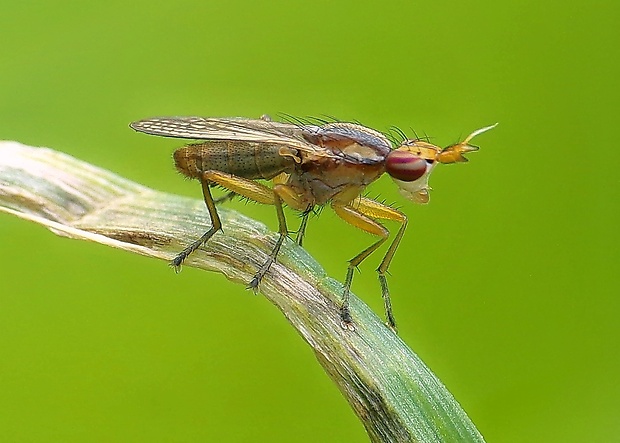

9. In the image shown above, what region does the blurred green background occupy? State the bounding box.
[1,0,618,441]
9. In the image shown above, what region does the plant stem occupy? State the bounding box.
[0,141,485,443]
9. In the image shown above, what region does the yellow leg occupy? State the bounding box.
[273,183,308,211]
[359,198,408,330]
[273,183,312,246]
[333,197,407,330]
[203,171,276,204]
[332,202,389,328]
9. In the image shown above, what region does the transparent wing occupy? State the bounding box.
[130,116,325,154]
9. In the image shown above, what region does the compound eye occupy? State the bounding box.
[385,151,427,182]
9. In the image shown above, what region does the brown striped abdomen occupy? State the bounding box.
[174,140,297,180]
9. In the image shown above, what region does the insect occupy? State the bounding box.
[130,115,496,330]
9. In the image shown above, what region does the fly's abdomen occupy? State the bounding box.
[174,141,297,180]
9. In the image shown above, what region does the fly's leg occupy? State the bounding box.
[296,206,313,246]
[273,183,311,247]
[213,190,236,205]
[175,171,281,282]
[248,193,288,289]
[249,183,311,287]
[172,179,221,270]
[332,198,407,330]
[355,197,408,331]
[201,172,299,289]
[332,203,389,329]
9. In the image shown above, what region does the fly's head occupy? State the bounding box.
[385,140,440,204]
[386,123,497,204]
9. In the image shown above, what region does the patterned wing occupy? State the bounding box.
[130,116,329,155]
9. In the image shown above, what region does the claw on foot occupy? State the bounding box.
[170,254,186,272]
[340,320,356,332]
[340,307,355,331]
[247,276,261,292]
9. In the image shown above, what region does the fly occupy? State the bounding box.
[130,115,497,330]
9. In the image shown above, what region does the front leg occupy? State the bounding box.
[332,198,407,331]
[332,202,389,330]
[354,197,408,331]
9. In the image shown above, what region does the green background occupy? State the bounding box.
[1,1,618,441]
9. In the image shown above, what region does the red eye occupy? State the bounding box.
[385,151,427,182]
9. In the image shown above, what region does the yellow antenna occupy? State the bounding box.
[437,123,498,164]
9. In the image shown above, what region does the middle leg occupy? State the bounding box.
[188,171,289,288]
[248,192,288,289]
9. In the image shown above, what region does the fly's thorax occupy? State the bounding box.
[291,123,396,206]
[288,152,385,206]
[301,122,392,160]
[174,140,298,181]
[286,171,370,207]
